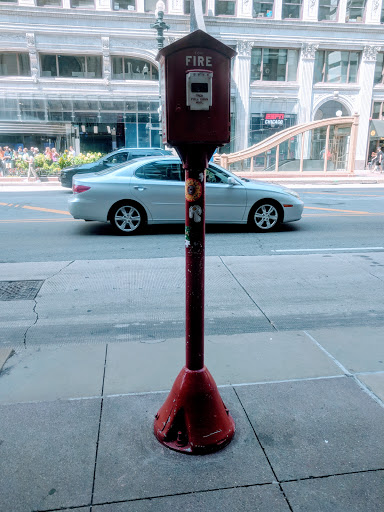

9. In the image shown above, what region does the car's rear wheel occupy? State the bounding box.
[110,202,146,235]
[249,201,282,232]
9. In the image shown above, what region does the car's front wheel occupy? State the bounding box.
[249,201,282,232]
[110,202,146,235]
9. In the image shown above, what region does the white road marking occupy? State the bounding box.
[272,247,384,252]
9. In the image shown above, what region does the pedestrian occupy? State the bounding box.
[51,148,59,162]
[3,147,12,176]
[375,147,384,173]
[23,148,40,182]
[68,146,76,157]
[369,151,377,170]
[0,147,4,176]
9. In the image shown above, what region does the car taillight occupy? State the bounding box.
[73,185,91,194]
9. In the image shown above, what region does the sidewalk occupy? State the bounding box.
[1,168,384,188]
[0,257,383,511]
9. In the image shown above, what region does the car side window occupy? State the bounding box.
[135,162,183,181]
[206,166,231,184]
[105,152,128,164]
[129,152,148,160]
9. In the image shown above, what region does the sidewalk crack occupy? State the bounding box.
[90,343,108,511]
[219,256,278,331]
[233,387,294,512]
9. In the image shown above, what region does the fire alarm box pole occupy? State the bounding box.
[153,30,237,454]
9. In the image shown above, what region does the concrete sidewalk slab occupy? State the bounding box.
[0,261,71,281]
[93,388,274,504]
[0,399,100,512]
[92,485,291,511]
[357,373,384,401]
[282,471,384,512]
[103,331,343,395]
[0,343,107,403]
[306,327,384,373]
[235,377,384,481]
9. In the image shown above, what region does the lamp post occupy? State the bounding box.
[151,1,169,147]
[150,1,170,51]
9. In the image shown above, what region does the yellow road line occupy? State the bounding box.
[304,206,372,214]
[0,218,80,223]
[0,202,8,206]
[22,205,70,215]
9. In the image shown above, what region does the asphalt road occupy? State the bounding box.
[0,186,383,262]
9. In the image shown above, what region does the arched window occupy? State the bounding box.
[111,57,158,81]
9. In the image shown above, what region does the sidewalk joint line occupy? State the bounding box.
[219,256,278,331]
[304,331,384,409]
[232,387,294,512]
[90,343,108,511]
[280,467,384,485]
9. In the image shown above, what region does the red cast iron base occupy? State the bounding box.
[154,366,235,454]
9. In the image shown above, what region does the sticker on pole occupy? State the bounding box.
[185,178,202,202]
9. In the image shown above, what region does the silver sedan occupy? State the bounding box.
[68,156,304,235]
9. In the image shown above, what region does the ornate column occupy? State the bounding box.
[26,33,39,83]
[238,0,253,18]
[298,42,318,124]
[365,0,381,24]
[274,0,283,19]
[337,0,348,22]
[233,40,253,152]
[102,36,111,85]
[297,43,318,160]
[207,0,215,15]
[302,0,319,21]
[355,45,381,169]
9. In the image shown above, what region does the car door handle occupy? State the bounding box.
[134,186,147,191]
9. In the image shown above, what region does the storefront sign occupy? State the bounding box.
[264,113,285,127]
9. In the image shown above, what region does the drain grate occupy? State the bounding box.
[0,280,44,301]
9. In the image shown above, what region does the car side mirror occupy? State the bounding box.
[227,177,237,186]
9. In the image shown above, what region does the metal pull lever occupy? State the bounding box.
[134,186,147,191]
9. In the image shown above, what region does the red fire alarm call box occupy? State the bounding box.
[157,30,236,146]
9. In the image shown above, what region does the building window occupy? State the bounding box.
[111,57,158,80]
[70,0,95,7]
[145,0,167,12]
[253,0,274,18]
[345,0,366,22]
[215,0,236,16]
[374,53,384,84]
[0,53,31,76]
[372,101,384,119]
[251,48,299,82]
[185,0,207,13]
[318,0,338,20]
[112,0,135,10]
[36,0,62,5]
[0,0,18,3]
[282,0,302,18]
[314,50,359,83]
[40,55,102,78]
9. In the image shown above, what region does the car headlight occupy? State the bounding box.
[285,188,301,199]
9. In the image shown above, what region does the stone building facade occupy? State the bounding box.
[1,0,384,167]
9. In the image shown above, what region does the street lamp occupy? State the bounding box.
[150,1,170,51]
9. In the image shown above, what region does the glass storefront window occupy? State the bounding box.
[318,0,338,20]
[70,0,95,7]
[112,0,135,10]
[253,0,274,17]
[41,55,102,78]
[374,53,384,84]
[251,48,299,82]
[112,57,158,81]
[215,0,236,15]
[0,53,31,77]
[314,50,360,83]
[145,0,167,11]
[36,0,62,6]
[282,0,302,18]
[184,0,206,13]
[345,0,366,22]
